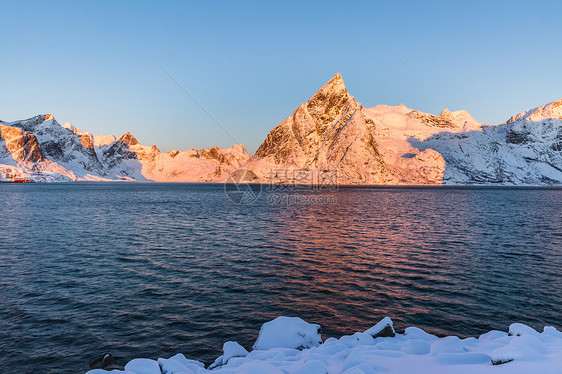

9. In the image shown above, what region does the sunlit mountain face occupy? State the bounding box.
[0,114,250,182]
[245,74,562,185]
[1,76,561,185]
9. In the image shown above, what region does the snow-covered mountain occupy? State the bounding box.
[1,75,560,184]
[245,74,561,185]
[506,98,562,123]
[0,115,249,182]
[412,115,562,185]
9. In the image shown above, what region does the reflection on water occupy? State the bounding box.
[0,183,560,373]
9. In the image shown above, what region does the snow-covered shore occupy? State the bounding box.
[86,316,562,374]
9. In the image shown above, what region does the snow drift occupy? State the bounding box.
[85,316,562,374]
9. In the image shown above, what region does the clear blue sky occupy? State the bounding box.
[1,0,561,153]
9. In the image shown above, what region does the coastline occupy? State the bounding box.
[3,179,562,187]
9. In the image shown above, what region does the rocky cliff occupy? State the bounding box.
[2,75,560,185]
[245,74,502,184]
[0,115,250,182]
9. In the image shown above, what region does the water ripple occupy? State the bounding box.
[0,184,560,373]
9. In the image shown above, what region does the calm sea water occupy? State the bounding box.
[0,183,561,373]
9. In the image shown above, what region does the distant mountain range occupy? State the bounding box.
[0,114,249,182]
[1,74,561,184]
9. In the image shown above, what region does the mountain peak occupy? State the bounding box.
[306,74,354,128]
[62,122,90,137]
[331,72,344,83]
[44,114,54,121]
[507,98,562,123]
[314,73,347,96]
[117,131,139,146]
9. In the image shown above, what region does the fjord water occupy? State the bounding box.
[0,184,561,373]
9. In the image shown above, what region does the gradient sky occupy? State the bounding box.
[2,0,561,153]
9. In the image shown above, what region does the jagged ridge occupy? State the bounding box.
[247,74,561,185]
[0,114,250,182]
[1,76,560,185]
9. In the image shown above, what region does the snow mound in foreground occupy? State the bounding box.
[253,316,322,351]
[86,317,562,374]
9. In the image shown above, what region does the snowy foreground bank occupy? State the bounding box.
[87,317,562,374]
